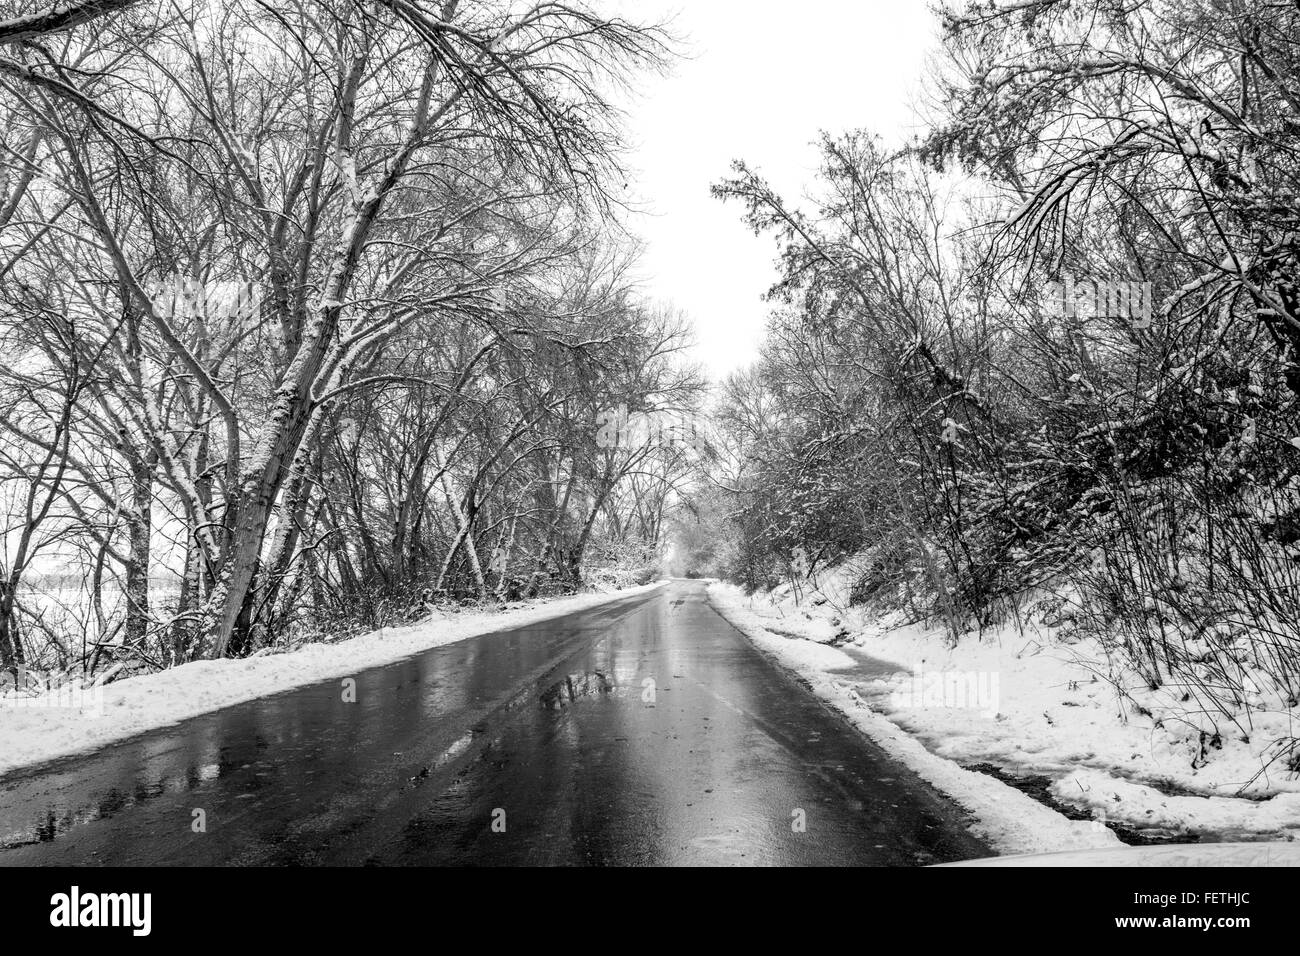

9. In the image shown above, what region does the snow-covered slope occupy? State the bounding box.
[708,568,1300,847]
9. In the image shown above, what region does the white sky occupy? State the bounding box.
[608,0,943,380]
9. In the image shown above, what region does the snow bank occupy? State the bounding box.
[707,581,1121,856]
[709,569,1300,843]
[0,582,666,777]
[1053,768,1300,837]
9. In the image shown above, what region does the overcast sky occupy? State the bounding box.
[608,1,943,380]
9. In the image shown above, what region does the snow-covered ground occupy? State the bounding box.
[708,571,1300,851]
[0,582,666,777]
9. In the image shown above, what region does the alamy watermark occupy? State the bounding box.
[50,886,151,936]
[888,660,1000,718]
[1045,275,1153,328]
[595,404,705,452]
[144,273,262,321]
[1,666,105,718]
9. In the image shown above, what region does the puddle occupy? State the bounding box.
[539,670,617,709]
[960,762,1296,846]
[961,762,1193,845]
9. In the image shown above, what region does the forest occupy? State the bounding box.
[699,0,1300,767]
[2,0,1298,775]
[0,0,703,676]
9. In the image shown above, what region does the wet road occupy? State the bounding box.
[0,580,989,865]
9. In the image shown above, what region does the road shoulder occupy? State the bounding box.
[706,581,1121,857]
[0,582,667,778]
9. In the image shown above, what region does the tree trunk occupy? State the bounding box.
[123,453,152,650]
[0,580,24,677]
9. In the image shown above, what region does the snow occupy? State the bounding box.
[939,841,1300,867]
[1054,768,1300,837]
[708,568,1300,848]
[0,582,667,777]
[708,581,1121,856]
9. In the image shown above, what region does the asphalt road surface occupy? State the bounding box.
[0,580,990,866]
